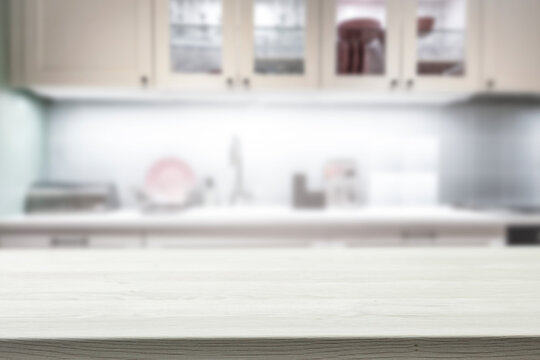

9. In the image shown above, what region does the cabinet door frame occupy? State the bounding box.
[482,0,540,93]
[24,0,153,88]
[401,0,481,92]
[236,0,320,90]
[321,0,403,91]
[154,0,239,90]
[9,0,26,87]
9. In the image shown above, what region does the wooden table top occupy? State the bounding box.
[1,248,539,340]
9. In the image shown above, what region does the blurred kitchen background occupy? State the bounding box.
[44,99,540,209]
[2,0,540,248]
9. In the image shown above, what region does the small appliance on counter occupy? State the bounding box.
[292,173,325,209]
[324,159,358,208]
[24,182,118,214]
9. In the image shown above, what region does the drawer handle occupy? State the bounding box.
[51,237,89,248]
[140,75,149,88]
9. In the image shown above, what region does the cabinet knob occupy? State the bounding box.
[487,79,496,90]
[390,79,399,89]
[226,77,234,88]
[243,78,251,89]
[406,79,414,90]
[140,76,149,87]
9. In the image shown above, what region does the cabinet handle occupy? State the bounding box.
[140,75,149,87]
[51,236,89,249]
[243,78,251,89]
[390,78,399,89]
[406,79,414,90]
[487,79,496,90]
[226,77,234,88]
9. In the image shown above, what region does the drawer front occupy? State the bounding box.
[0,234,90,249]
[0,234,145,249]
[89,235,144,249]
[146,236,315,249]
[402,227,505,248]
[0,235,52,249]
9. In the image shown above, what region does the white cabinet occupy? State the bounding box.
[10,0,540,94]
[321,0,481,92]
[19,0,153,88]
[146,235,315,248]
[0,234,88,249]
[327,227,504,248]
[0,234,144,249]
[154,0,238,90]
[400,227,504,247]
[0,235,52,249]
[88,235,144,249]
[321,0,403,91]
[402,0,481,92]
[237,0,320,89]
[482,0,540,93]
[154,0,320,90]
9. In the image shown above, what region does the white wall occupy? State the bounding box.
[45,99,540,208]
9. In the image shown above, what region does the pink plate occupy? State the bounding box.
[145,157,196,205]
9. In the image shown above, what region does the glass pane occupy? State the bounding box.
[416,0,467,76]
[253,0,306,75]
[170,0,222,74]
[335,0,387,76]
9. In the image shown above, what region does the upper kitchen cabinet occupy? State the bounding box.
[236,0,320,89]
[321,0,403,91]
[154,0,238,90]
[155,0,320,90]
[17,0,153,88]
[482,0,540,93]
[401,0,481,92]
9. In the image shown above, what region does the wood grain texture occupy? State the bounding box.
[1,249,540,340]
[1,338,540,360]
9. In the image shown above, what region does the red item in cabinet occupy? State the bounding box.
[337,18,384,75]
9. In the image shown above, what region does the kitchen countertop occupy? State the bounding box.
[0,206,539,232]
[2,248,540,358]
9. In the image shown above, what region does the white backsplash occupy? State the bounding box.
[44,98,540,208]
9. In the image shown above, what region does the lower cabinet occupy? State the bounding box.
[0,227,505,249]
[0,235,52,249]
[0,234,144,249]
[88,235,144,249]
[145,236,325,249]
[399,227,505,248]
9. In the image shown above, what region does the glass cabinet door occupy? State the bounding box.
[402,0,481,91]
[169,0,223,74]
[238,0,320,89]
[322,0,402,90]
[155,0,236,89]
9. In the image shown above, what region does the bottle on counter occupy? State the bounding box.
[201,177,219,207]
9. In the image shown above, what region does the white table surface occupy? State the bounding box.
[1,248,540,340]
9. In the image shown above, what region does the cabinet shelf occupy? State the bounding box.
[171,23,221,28]
[255,26,304,32]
